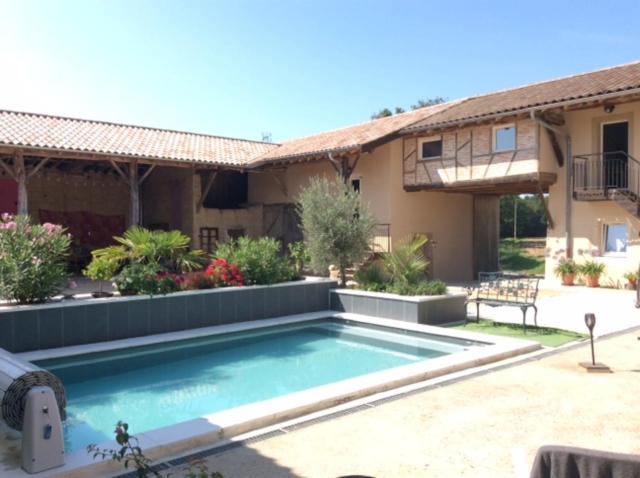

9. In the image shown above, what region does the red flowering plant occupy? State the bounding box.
[155,271,185,294]
[206,258,244,287]
[182,270,215,290]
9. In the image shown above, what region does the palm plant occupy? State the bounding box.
[382,234,429,286]
[91,227,205,273]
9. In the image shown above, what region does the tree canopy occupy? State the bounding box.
[500,195,548,238]
[371,97,446,120]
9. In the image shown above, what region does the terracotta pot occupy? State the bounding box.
[628,279,637,290]
[585,275,600,288]
[561,273,575,286]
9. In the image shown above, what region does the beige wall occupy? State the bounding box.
[545,100,640,286]
[142,166,194,238]
[404,118,545,188]
[28,170,129,222]
[249,140,474,281]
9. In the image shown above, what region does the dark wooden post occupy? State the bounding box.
[14,152,28,216]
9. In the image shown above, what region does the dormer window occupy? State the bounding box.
[419,136,443,160]
[493,124,516,152]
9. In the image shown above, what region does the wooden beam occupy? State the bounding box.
[197,171,218,212]
[138,163,157,184]
[129,160,140,226]
[0,157,16,180]
[109,158,130,186]
[14,152,28,216]
[545,128,565,167]
[537,183,554,230]
[27,157,50,179]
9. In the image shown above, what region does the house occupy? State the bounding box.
[1,61,640,283]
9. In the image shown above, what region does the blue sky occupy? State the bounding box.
[1,0,639,143]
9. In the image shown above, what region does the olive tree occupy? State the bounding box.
[297,175,375,286]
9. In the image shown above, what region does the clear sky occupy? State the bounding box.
[1,0,639,143]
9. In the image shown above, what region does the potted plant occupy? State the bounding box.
[83,256,118,298]
[553,258,578,286]
[579,260,606,288]
[623,270,638,290]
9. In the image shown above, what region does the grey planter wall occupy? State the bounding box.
[330,289,466,325]
[0,279,337,353]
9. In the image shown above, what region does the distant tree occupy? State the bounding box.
[371,97,445,120]
[411,97,446,110]
[371,108,394,119]
[297,175,376,287]
[500,195,548,238]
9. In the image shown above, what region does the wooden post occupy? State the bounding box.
[129,160,140,226]
[14,152,28,216]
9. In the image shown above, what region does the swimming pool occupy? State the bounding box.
[35,317,486,453]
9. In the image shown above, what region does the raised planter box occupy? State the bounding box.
[0,279,337,353]
[330,289,466,325]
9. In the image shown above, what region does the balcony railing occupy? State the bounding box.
[573,151,640,199]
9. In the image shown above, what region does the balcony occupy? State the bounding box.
[573,151,640,217]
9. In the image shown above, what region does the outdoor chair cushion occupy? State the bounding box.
[530,445,640,478]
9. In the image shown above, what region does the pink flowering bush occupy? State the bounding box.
[0,214,71,304]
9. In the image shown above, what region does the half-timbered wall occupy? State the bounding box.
[403,118,539,188]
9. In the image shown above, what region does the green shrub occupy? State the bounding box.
[0,214,71,304]
[91,227,205,274]
[215,237,294,285]
[553,258,578,277]
[386,280,447,296]
[288,241,310,276]
[382,234,429,286]
[354,261,389,292]
[113,263,160,296]
[297,175,376,286]
[579,260,606,278]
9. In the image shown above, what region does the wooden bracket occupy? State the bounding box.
[0,157,16,180]
[271,172,288,198]
[109,158,131,186]
[545,128,565,167]
[537,183,554,230]
[138,163,157,185]
[197,170,218,212]
[27,157,50,179]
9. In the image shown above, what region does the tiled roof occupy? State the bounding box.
[254,101,459,163]
[0,110,278,166]
[2,61,640,167]
[402,61,640,133]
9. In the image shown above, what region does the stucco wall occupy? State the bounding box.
[545,100,640,286]
[249,139,474,281]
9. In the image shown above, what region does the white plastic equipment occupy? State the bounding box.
[21,386,65,473]
[0,348,66,474]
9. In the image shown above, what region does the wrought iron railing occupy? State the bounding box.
[371,223,391,253]
[573,151,640,198]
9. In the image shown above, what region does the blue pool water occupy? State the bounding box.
[35,319,482,452]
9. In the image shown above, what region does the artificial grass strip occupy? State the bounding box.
[452,320,586,347]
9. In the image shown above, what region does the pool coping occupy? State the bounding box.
[6,312,541,478]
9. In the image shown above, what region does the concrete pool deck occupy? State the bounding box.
[164,327,640,478]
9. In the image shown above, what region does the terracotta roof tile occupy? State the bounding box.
[0,110,278,166]
[255,101,458,163]
[403,61,640,133]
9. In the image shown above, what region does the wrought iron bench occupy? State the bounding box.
[466,272,539,332]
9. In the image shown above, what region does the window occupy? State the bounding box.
[604,223,628,255]
[351,178,361,193]
[198,227,219,253]
[493,125,516,152]
[419,136,443,160]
